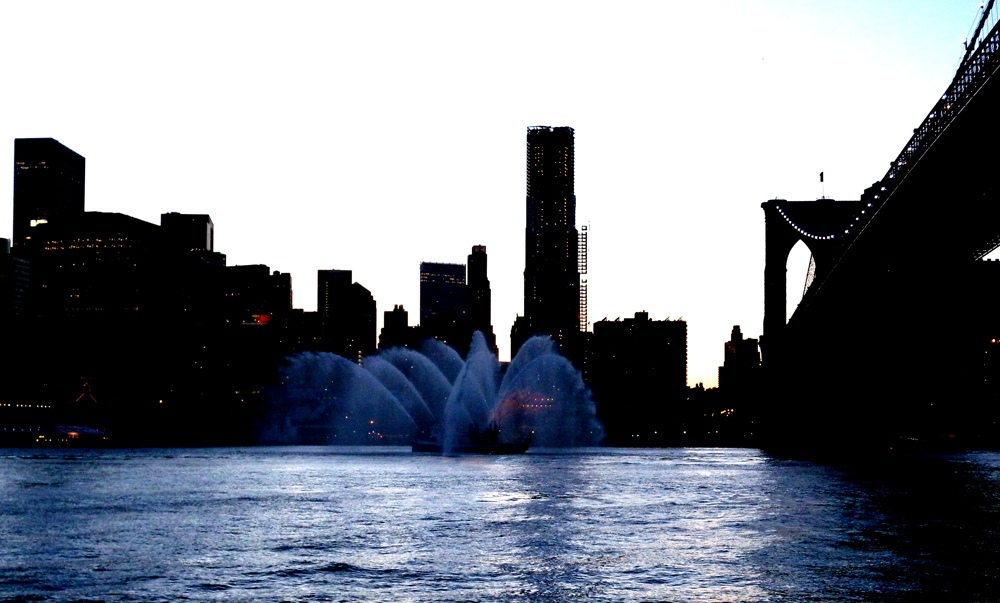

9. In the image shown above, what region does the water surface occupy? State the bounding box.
[2,447,999,602]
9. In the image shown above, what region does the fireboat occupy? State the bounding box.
[412,422,530,454]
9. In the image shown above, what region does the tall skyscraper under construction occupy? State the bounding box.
[513,126,580,356]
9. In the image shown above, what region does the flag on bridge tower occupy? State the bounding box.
[819,171,824,183]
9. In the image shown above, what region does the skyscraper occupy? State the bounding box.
[717,325,762,429]
[514,126,580,355]
[161,212,215,252]
[13,138,85,248]
[466,245,496,353]
[718,325,761,394]
[466,246,490,331]
[317,269,376,361]
[379,304,412,351]
[420,261,467,351]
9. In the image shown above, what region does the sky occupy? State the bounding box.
[1,1,989,387]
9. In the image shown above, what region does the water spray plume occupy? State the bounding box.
[263,331,603,449]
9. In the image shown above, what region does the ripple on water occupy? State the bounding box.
[3,448,1000,602]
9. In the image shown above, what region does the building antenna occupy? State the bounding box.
[819,171,825,199]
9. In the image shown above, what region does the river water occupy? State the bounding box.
[1,447,999,602]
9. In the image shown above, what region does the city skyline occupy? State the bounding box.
[0,1,986,386]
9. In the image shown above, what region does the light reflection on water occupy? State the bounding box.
[0,447,999,601]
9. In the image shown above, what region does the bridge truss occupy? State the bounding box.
[839,0,1000,260]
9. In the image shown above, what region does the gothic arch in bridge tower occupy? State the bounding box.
[760,198,862,363]
[785,240,813,312]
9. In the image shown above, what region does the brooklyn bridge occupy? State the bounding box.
[761,3,1000,450]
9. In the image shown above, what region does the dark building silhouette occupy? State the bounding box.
[420,261,468,352]
[718,326,761,394]
[14,211,168,437]
[588,312,687,445]
[157,211,227,332]
[417,247,498,356]
[717,325,761,439]
[379,304,416,350]
[0,239,14,331]
[23,209,225,329]
[4,140,324,445]
[350,283,377,359]
[280,309,324,353]
[318,269,352,320]
[513,126,581,358]
[466,245,497,353]
[317,269,376,361]
[161,213,214,252]
[420,262,466,328]
[213,264,297,428]
[13,138,85,249]
[385,303,409,333]
[5,203,280,445]
[224,265,292,325]
[27,211,162,322]
[0,239,30,324]
[381,247,496,356]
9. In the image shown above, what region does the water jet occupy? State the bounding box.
[262,332,603,450]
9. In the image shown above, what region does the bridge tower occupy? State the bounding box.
[761,197,864,367]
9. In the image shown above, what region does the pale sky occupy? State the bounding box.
[1,1,988,387]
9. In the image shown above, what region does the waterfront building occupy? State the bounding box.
[589,312,688,445]
[27,211,161,322]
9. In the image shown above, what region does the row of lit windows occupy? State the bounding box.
[45,237,133,244]
[65,307,141,312]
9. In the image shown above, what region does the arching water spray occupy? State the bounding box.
[263,332,603,448]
